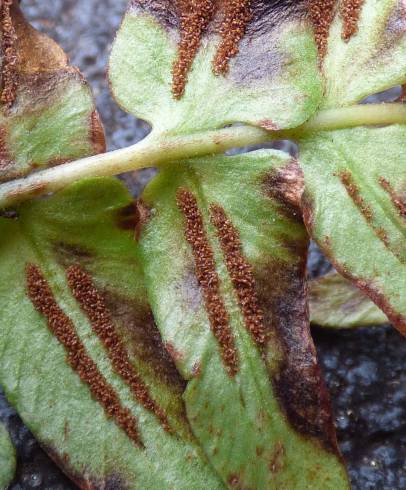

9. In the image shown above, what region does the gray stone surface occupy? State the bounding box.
[0,1,405,488]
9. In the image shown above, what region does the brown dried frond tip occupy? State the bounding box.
[66,264,171,433]
[340,0,364,41]
[25,263,142,447]
[172,0,215,99]
[213,0,252,75]
[176,188,239,377]
[308,0,336,59]
[1,0,18,107]
[210,204,267,350]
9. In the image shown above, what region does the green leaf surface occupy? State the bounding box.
[321,0,406,107]
[301,125,406,336]
[109,1,322,134]
[310,272,388,328]
[0,422,15,489]
[138,150,349,489]
[297,1,406,337]
[0,2,105,182]
[0,178,224,489]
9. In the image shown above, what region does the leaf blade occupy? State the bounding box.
[138,151,349,489]
[0,178,224,489]
[301,125,406,336]
[0,422,15,489]
[320,0,406,107]
[310,272,389,328]
[109,1,322,134]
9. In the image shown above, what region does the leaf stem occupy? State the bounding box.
[0,126,270,208]
[0,103,405,209]
[295,103,406,134]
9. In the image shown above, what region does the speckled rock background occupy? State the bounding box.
[1,1,405,489]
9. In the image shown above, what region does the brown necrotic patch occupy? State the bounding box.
[55,242,93,268]
[115,201,139,231]
[340,0,364,41]
[25,263,142,447]
[1,0,18,107]
[212,0,253,75]
[176,188,239,376]
[41,444,130,490]
[209,204,267,349]
[130,0,179,30]
[134,199,152,239]
[255,257,341,454]
[103,292,186,394]
[172,0,216,99]
[308,0,336,58]
[262,160,304,223]
[379,177,406,219]
[269,441,285,474]
[66,264,171,433]
[90,110,106,155]
[239,184,341,453]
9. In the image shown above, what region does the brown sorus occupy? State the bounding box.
[210,204,267,349]
[0,125,11,171]
[340,170,392,248]
[308,0,336,58]
[1,0,18,107]
[379,176,406,218]
[340,0,364,40]
[25,263,142,447]
[66,264,171,433]
[213,0,252,75]
[176,188,239,376]
[172,0,215,99]
[339,169,373,221]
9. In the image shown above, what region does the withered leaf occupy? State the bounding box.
[0,1,105,182]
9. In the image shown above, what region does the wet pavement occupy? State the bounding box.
[1,1,405,488]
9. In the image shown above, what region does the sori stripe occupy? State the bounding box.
[25,263,143,447]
